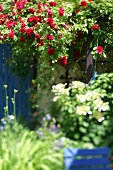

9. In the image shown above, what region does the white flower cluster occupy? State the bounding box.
[51,83,70,102]
[71,81,85,89]
[76,90,109,121]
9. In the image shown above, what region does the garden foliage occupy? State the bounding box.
[0,0,113,78]
[50,73,113,151]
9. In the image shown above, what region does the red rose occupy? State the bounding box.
[0,4,3,12]
[47,34,54,40]
[49,1,57,6]
[6,21,14,29]
[88,0,94,1]
[20,27,26,33]
[40,40,44,46]
[58,56,68,66]
[48,43,52,47]
[80,0,87,7]
[46,18,53,25]
[36,43,41,48]
[16,2,24,11]
[92,24,99,30]
[27,17,33,23]
[9,30,14,39]
[48,47,55,55]
[21,22,26,28]
[59,7,64,16]
[49,22,55,29]
[32,16,39,24]
[37,3,45,9]
[20,37,25,42]
[96,46,104,54]
[27,16,38,24]
[48,9,53,17]
[28,8,35,14]
[35,34,40,39]
[25,28,33,35]
[76,9,80,13]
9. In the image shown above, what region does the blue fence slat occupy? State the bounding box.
[0,44,32,119]
[0,44,4,118]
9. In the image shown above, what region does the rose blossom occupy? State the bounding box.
[76,9,80,13]
[49,22,55,29]
[9,30,15,39]
[46,18,53,24]
[48,9,53,17]
[96,46,104,54]
[48,47,55,55]
[20,27,26,33]
[16,2,24,11]
[49,1,57,6]
[20,37,25,42]
[35,34,40,39]
[92,24,99,30]
[47,34,54,40]
[6,21,17,29]
[59,7,64,16]
[0,4,3,12]
[27,16,38,24]
[80,0,87,7]
[25,28,33,35]
[58,56,68,66]
[28,8,35,14]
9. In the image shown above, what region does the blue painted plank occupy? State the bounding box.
[64,157,110,166]
[0,44,4,118]
[65,167,111,170]
[64,147,110,157]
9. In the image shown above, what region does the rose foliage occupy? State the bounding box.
[0,0,113,78]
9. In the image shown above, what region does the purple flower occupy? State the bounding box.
[0,126,4,131]
[53,124,58,132]
[45,114,52,120]
[36,130,44,138]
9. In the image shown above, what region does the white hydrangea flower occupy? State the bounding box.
[71,81,85,89]
[76,94,87,103]
[52,83,70,95]
[76,105,91,115]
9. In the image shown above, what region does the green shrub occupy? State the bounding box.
[50,74,112,148]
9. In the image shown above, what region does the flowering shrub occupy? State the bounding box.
[50,73,113,145]
[0,0,113,78]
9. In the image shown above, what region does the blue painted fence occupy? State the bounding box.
[0,44,32,119]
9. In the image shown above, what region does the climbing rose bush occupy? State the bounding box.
[0,0,113,77]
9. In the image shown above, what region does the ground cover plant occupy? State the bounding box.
[0,86,63,170]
